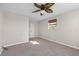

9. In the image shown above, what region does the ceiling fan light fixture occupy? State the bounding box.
[40,10,45,16]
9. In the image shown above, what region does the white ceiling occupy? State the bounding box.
[0,3,79,21]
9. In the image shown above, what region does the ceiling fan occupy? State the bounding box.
[32,3,55,16]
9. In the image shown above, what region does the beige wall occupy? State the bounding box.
[3,11,29,47]
[39,8,79,49]
[0,10,3,54]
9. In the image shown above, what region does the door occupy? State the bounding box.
[29,22,35,38]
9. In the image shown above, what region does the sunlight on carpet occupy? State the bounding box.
[30,41,39,45]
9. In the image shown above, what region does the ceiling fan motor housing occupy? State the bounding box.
[40,5,46,10]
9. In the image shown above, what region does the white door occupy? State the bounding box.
[29,22,35,38]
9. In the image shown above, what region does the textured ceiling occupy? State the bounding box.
[0,3,79,21]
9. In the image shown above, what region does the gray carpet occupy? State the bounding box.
[1,38,79,56]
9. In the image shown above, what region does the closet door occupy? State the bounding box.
[29,22,35,38]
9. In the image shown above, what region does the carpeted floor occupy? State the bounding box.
[1,37,79,56]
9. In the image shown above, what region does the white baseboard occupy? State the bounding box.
[3,41,28,47]
[40,37,79,50]
[29,37,40,39]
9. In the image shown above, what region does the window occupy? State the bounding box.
[48,19,57,31]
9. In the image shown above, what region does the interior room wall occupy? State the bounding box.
[29,20,38,38]
[39,8,79,49]
[0,10,3,54]
[3,11,29,47]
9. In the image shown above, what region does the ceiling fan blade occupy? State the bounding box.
[45,9,53,13]
[34,3,41,8]
[32,9,41,13]
[45,3,55,8]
